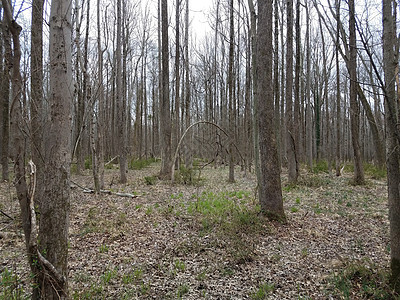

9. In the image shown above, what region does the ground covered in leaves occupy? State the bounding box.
[0,161,396,299]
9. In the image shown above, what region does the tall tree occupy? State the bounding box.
[39,0,73,294]
[174,0,181,169]
[228,0,235,182]
[383,0,400,291]
[159,0,172,179]
[257,0,285,221]
[348,0,364,184]
[116,0,127,183]
[1,10,10,182]
[30,0,45,296]
[305,1,313,169]
[335,0,341,176]
[285,0,298,184]
[184,0,192,169]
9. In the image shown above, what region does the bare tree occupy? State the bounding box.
[383,0,400,291]
[285,0,298,184]
[116,0,127,183]
[257,0,285,221]
[1,10,10,182]
[159,0,172,179]
[38,0,74,294]
[348,0,364,184]
[228,0,235,183]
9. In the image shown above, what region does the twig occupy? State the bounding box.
[78,185,137,198]
[105,156,119,166]
[0,209,14,220]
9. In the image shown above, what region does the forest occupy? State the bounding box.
[0,0,400,298]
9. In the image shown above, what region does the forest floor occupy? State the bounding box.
[0,161,396,299]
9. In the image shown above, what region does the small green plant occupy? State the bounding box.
[85,156,92,170]
[250,282,274,299]
[196,269,207,281]
[99,243,109,253]
[295,197,301,204]
[101,268,117,284]
[291,207,299,213]
[139,282,150,295]
[145,206,153,216]
[176,284,189,298]
[174,259,186,272]
[313,204,322,214]
[144,176,157,185]
[174,165,203,185]
[0,268,25,299]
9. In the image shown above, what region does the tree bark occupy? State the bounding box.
[335,0,341,176]
[159,0,172,179]
[348,0,364,184]
[228,0,235,183]
[39,0,73,295]
[257,0,285,221]
[285,0,298,184]
[116,0,127,183]
[383,0,400,291]
[1,15,10,182]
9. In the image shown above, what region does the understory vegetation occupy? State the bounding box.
[0,161,396,299]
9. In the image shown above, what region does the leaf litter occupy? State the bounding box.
[0,163,392,299]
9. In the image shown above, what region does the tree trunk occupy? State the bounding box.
[305,1,313,169]
[37,0,73,295]
[348,0,364,184]
[174,0,181,170]
[285,0,298,184]
[1,16,10,182]
[383,0,400,291]
[159,0,172,179]
[184,0,192,169]
[335,0,341,176]
[248,0,259,182]
[257,0,285,221]
[116,0,127,183]
[293,0,301,172]
[228,0,235,183]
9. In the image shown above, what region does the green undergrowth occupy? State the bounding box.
[185,190,266,263]
[129,157,158,170]
[328,260,398,299]
[0,268,26,300]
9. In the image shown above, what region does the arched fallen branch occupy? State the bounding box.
[171,121,245,183]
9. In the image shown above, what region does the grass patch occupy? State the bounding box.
[312,160,330,174]
[176,283,189,298]
[174,165,203,185]
[250,282,274,299]
[144,176,157,185]
[328,260,398,299]
[364,163,386,179]
[187,190,263,263]
[0,268,25,300]
[129,157,157,170]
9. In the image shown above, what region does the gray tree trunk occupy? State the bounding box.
[159,0,172,179]
[38,0,73,295]
[228,0,235,183]
[348,0,364,184]
[383,0,400,291]
[285,0,298,184]
[257,0,285,221]
[116,0,127,183]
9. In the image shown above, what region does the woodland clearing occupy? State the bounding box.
[0,161,394,299]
